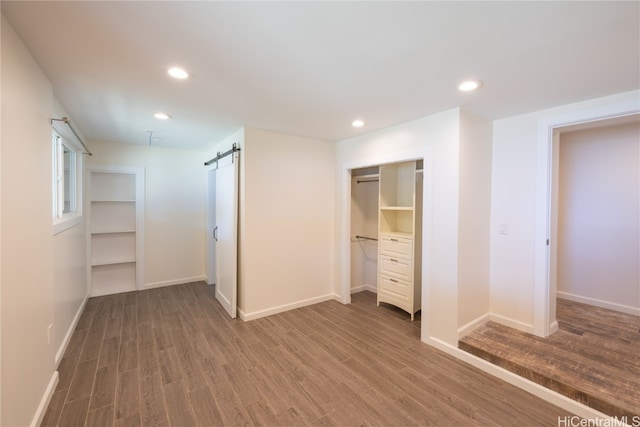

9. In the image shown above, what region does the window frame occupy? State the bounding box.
[52,125,83,235]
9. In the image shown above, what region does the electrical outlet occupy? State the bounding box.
[498,223,509,235]
[48,324,53,345]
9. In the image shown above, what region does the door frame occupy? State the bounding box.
[339,148,432,336]
[533,99,640,337]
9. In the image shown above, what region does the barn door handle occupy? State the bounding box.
[213,226,218,241]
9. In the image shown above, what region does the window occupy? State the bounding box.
[52,129,82,234]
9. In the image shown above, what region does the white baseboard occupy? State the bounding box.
[557,291,640,316]
[30,371,59,427]
[55,293,89,367]
[424,336,614,422]
[145,276,207,290]
[239,293,336,321]
[350,284,377,294]
[488,313,535,334]
[458,313,491,339]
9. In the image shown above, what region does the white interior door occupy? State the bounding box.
[207,168,216,286]
[214,153,239,318]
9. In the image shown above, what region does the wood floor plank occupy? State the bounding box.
[99,337,120,368]
[189,385,224,426]
[114,368,140,420]
[86,405,114,427]
[90,364,117,410]
[67,358,98,402]
[57,396,90,427]
[157,347,182,385]
[140,373,168,426]
[117,339,138,373]
[163,380,198,427]
[138,338,160,378]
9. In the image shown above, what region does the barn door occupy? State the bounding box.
[213,151,239,318]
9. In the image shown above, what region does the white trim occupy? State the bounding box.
[239,294,335,321]
[145,276,207,290]
[457,313,490,339]
[424,336,618,423]
[53,215,82,235]
[534,96,640,338]
[350,284,377,294]
[489,313,535,334]
[55,293,89,367]
[30,371,59,427]
[558,292,640,316]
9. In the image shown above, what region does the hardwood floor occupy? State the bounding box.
[43,283,572,426]
[459,298,640,419]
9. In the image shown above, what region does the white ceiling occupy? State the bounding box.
[2,1,639,151]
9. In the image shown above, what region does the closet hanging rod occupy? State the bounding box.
[355,235,378,241]
[356,178,379,184]
[204,142,241,166]
[51,117,93,156]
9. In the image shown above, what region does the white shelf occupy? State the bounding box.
[379,206,414,211]
[92,258,136,267]
[91,199,136,203]
[91,229,136,235]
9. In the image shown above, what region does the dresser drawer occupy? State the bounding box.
[379,255,412,280]
[379,274,411,299]
[379,235,412,258]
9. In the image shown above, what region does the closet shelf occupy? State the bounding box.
[91,199,136,203]
[91,229,136,235]
[379,206,413,211]
[92,259,136,267]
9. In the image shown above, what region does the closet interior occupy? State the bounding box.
[350,160,423,320]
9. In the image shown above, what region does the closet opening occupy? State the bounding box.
[349,160,424,324]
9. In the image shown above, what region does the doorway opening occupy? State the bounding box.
[533,99,640,338]
[552,115,640,318]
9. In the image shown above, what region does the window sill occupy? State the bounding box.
[53,214,83,235]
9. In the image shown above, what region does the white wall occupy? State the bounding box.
[350,173,379,292]
[336,108,464,345]
[458,110,493,329]
[239,128,335,319]
[1,16,57,427]
[51,100,88,364]
[557,122,640,312]
[491,90,640,331]
[86,141,208,288]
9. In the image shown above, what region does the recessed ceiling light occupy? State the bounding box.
[168,67,189,79]
[154,112,171,120]
[458,80,483,92]
[352,119,364,128]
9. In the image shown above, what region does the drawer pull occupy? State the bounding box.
[390,238,398,242]
[390,258,398,262]
[389,278,398,283]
